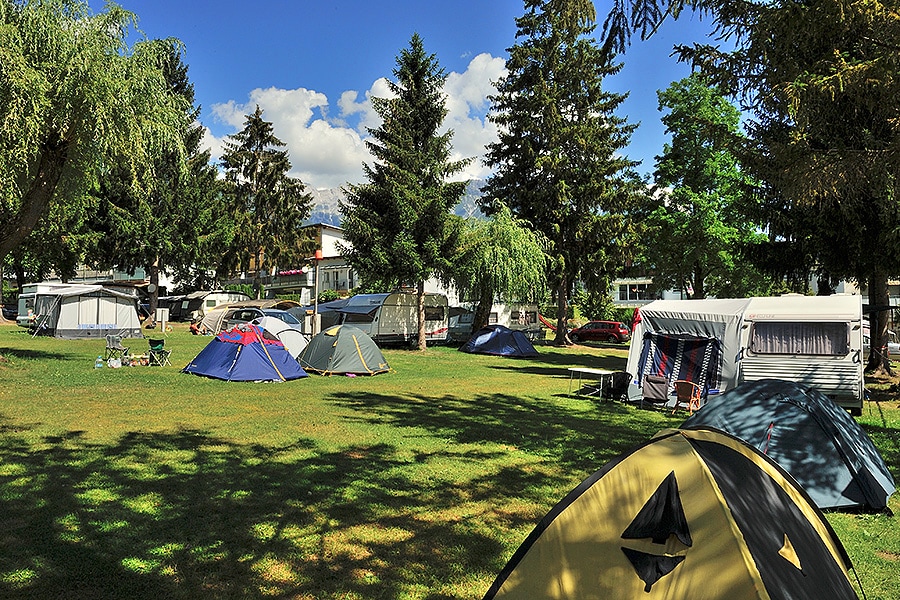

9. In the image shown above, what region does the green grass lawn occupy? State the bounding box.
[0,323,897,599]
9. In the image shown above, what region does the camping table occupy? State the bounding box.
[567,367,614,397]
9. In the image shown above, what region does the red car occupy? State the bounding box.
[569,320,631,343]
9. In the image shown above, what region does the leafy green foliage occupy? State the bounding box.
[220,106,313,298]
[641,73,771,299]
[87,43,230,301]
[0,0,190,260]
[602,0,900,369]
[340,34,470,349]
[482,0,644,344]
[446,204,548,329]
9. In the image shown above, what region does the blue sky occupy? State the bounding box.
[93,1,720,189]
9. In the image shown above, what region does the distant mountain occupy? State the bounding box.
[305,187,344,226]
[304,179,485,227]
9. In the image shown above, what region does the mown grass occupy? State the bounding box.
[0,323,897,599]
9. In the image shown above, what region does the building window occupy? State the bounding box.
[618,283,651,302]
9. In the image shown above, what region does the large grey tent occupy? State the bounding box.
[30,284,143,339]
[682,379,895,512]
[298,325,390,375]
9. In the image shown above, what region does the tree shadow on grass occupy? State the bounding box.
[0,406,652,600]
[0,419,586,599]
[0,379,678,600]
[329,391,679,477]
[0,346,72,361]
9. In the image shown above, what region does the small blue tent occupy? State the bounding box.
[183,324,308,382]
[682,378,895,512]
[459,325,539,358]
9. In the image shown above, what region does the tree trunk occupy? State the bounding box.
[472,287,494,332]
[554,275,569,345]
[0,137,69,259]
[416,280,427,351]
[865,272,893,375]
[14,259,25,294]
[692,264,705,300]
[149,255,160,327]
[253,247,263,300]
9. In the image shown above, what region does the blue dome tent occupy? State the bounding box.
[183,324,308,382]
[682,379,895,512]
[459,325,539,358]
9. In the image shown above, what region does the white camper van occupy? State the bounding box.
[18,283,143,339]
[338,292,449,345]
[626,295,865,415]
[448,303,541,341]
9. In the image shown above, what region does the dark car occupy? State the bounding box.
[569,320,631,343]
[2,304,17,320]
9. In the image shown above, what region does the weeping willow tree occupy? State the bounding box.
[0,0,189,260]
[447,204,548,330]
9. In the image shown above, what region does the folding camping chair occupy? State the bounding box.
[104,334,129,361]
[147,338,171,366]
[640,374,670,410]
[601,371,632,402]
[673,380,703,415]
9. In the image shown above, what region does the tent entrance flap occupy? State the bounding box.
[637,333,722,394]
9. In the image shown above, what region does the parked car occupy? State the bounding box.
[258,308,304,330]
[222,307,266,330]
[2,304,17,320]
[568,320,631,343]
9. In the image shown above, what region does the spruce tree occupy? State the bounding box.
[482,0,642,344]
[221,106,313,299]
[340,33,470,350]
[90,43,228,317]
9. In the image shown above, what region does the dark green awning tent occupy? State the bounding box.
[483,429,860,599]
[682,379,895,512]
[298,325,390,375]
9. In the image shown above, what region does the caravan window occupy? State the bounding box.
[749,322,850,356]
[343,312,374,324]
[424,306,445,321]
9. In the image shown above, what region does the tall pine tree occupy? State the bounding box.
[340,34,470,350]
[221,106,313,299]
[482,0,643,344]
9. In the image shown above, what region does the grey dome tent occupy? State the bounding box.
[298,325,390,375]
[459,325,539,358]
[682,379,895,512]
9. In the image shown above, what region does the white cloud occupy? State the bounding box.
[443,53,506,181]
[203,54,505,190]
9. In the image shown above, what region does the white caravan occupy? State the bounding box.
[338,292,449,345]
[740,295,864,414]
[626,294,864,414]
[448,303,541,341]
